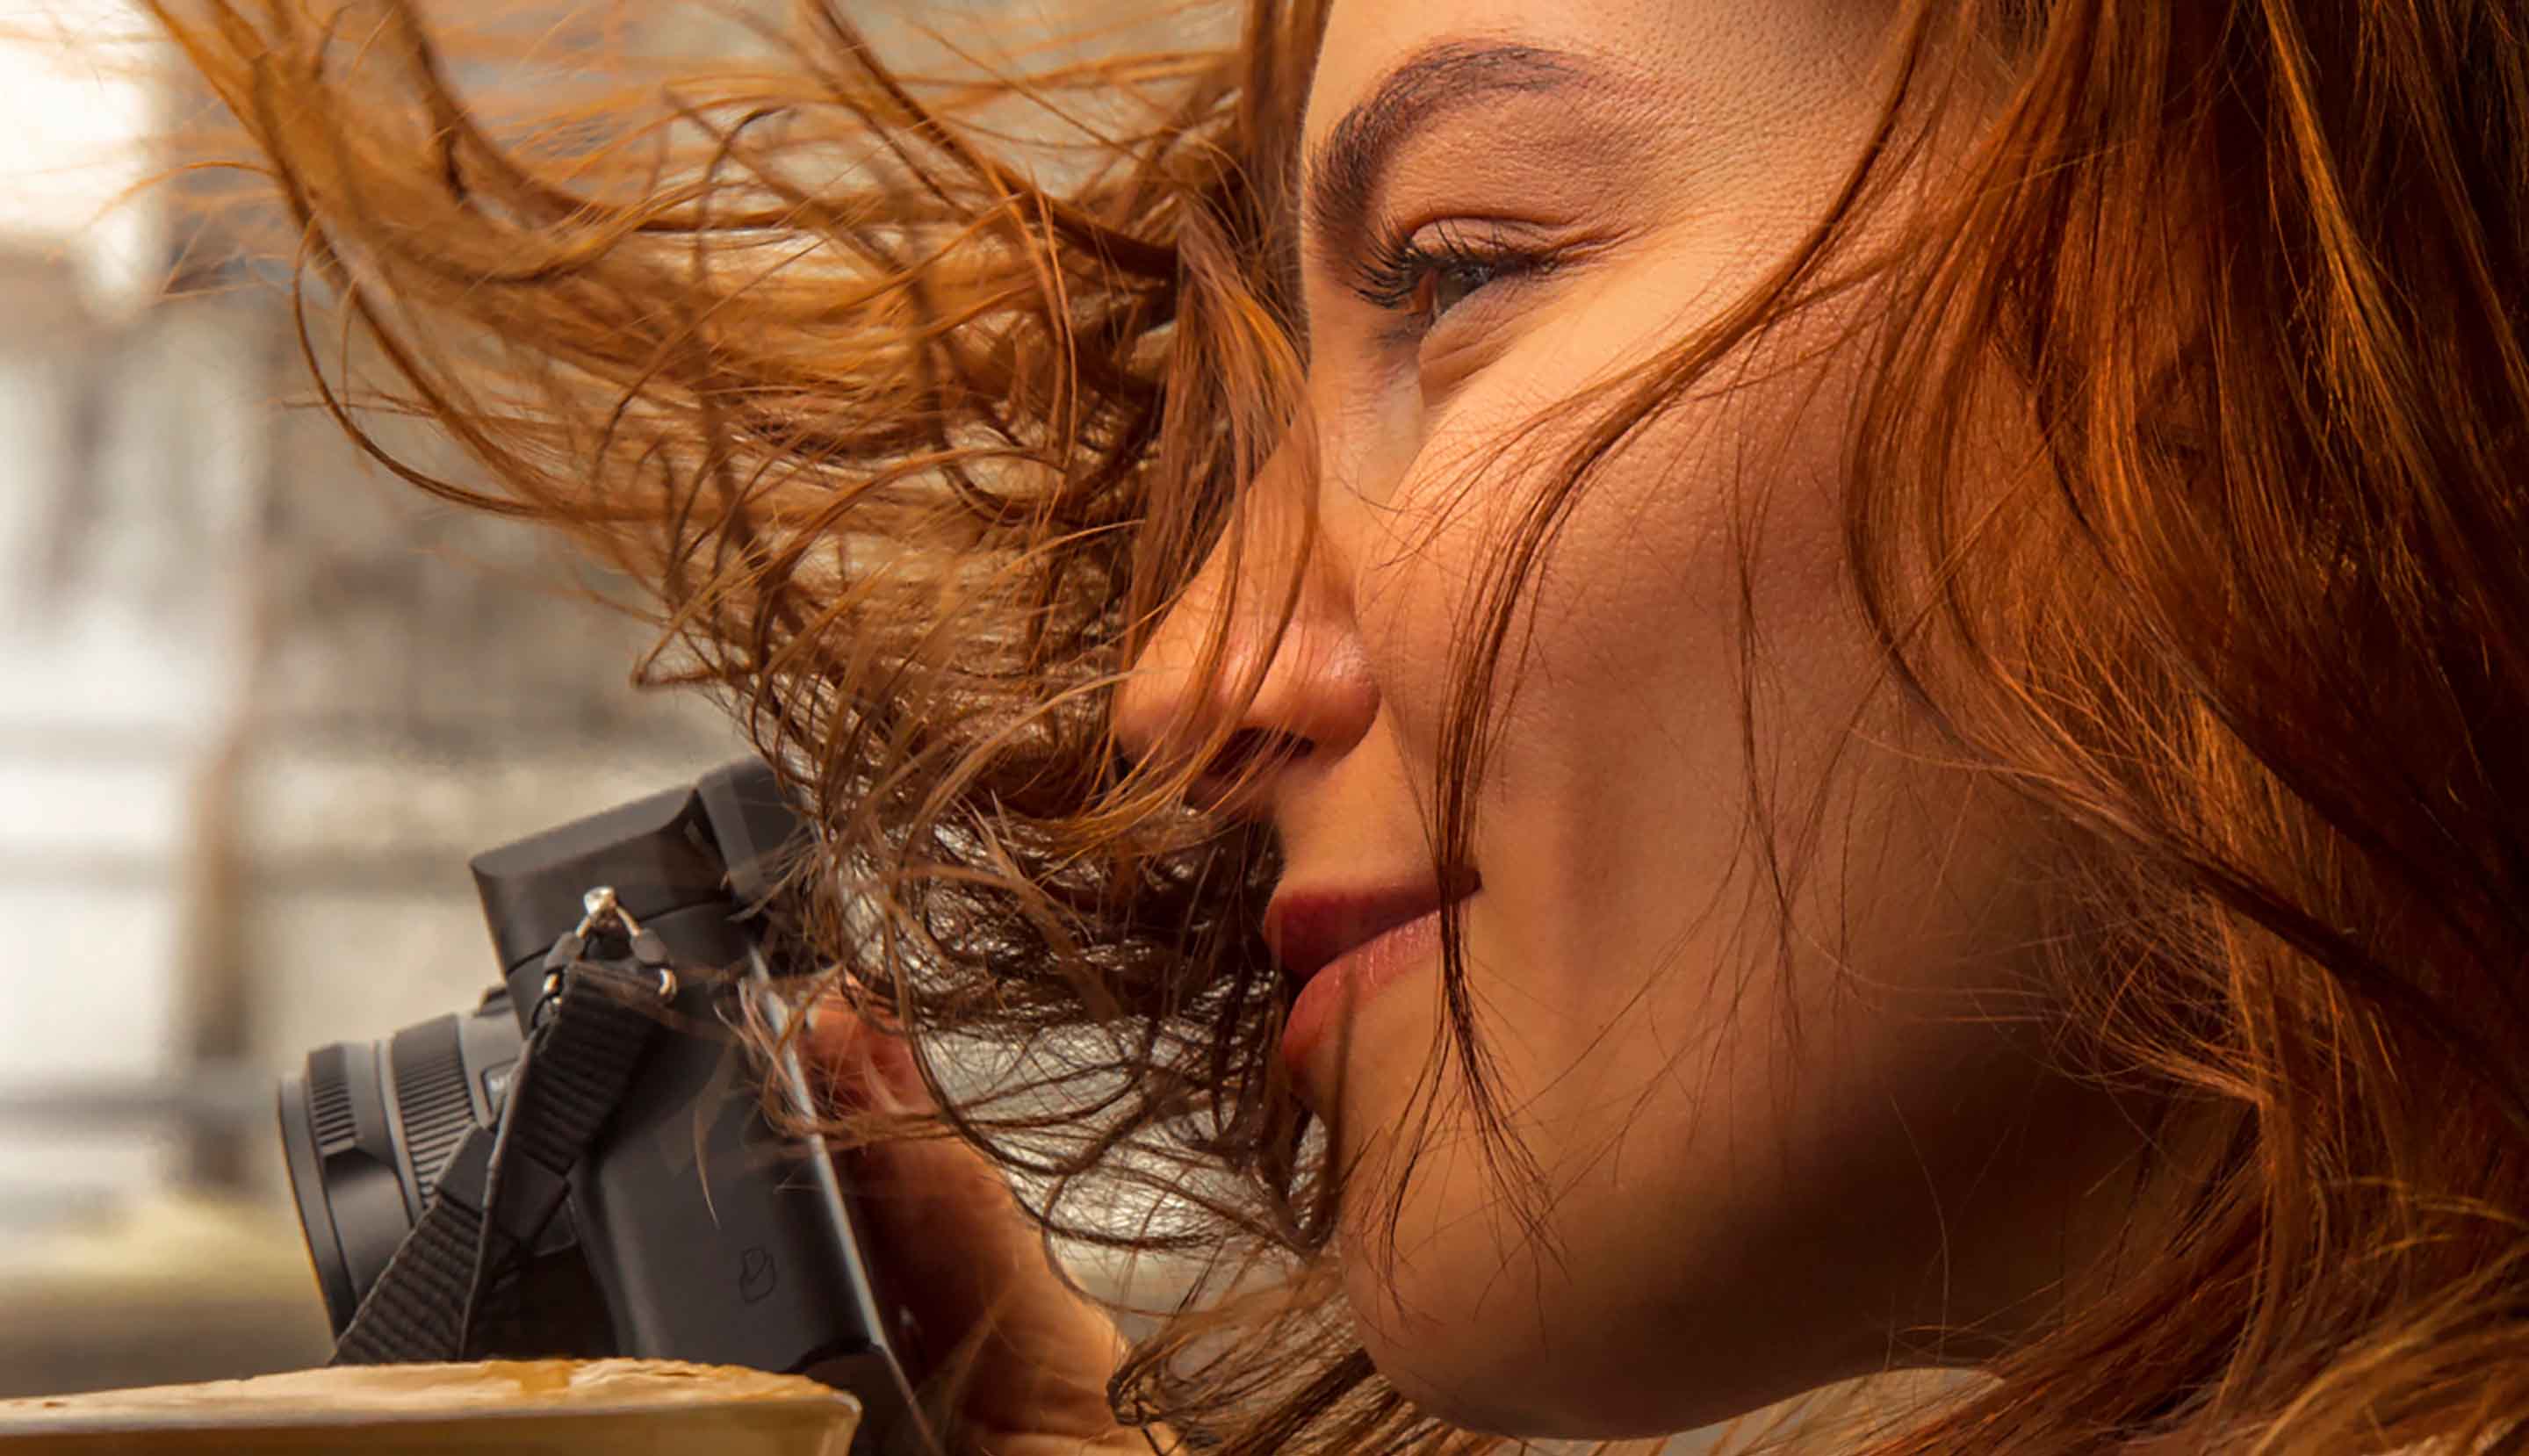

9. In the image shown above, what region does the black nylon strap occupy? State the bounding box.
[328,959,668,1366]
[326,1164,501,1365]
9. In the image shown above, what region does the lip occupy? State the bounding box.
[1265,882,1455,983]
[1265,872,1480,1074]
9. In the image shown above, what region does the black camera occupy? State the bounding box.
[276,760,933,1453]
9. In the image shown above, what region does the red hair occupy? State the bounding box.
[136,0,2529,1448]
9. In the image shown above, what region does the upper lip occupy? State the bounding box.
[1263,869,1481,982]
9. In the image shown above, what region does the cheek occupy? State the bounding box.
[1316,312,1956,1434]
[1349,305,1865,860]
[1338,298,1925,1155]
[1341,216,1870,794]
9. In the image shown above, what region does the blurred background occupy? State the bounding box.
[0,0,889,1397]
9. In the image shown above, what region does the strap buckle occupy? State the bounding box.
[536,886,680,1027]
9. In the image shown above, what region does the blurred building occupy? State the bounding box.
[0,0,753,1396]
[0,0,1241,1400]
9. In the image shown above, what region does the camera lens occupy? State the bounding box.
[277,991,523,1337]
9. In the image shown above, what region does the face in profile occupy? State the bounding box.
[1116,0,2153,1440]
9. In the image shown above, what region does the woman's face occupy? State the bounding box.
[1116,0,2148,1439]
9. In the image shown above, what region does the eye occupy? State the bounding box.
[1346,219,1555,339]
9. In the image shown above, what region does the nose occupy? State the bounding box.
[1110,458,1377,820]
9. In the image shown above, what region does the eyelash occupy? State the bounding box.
[1346,219,1555,339]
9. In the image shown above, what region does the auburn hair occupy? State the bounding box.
[133,0,2529,1449]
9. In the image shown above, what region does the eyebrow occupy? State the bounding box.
[1293,40,1598,326]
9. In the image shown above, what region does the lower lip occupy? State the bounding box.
[1278,908,1449,1075]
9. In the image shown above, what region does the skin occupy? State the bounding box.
[1101,0,2165,1442]
[809,1015,1161,1456]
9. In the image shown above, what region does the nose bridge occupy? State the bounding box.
[1112,435,1376,806]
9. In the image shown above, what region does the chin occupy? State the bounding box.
[1336,1240,1666,1441]
[1332,1211,1842,1443]
[1349,1317,1574,1440]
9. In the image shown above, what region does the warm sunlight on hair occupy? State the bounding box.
[102,0,2529,1450]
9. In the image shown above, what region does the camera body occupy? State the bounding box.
[277,760,932,1453]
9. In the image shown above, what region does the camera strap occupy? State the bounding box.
[328,890,679,1367]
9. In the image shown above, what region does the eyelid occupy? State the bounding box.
[1405,282,1531,386]
[1351,216,1563,334]
[1419,252,1548,346]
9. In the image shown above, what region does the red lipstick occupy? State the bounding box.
[1264,875,1478,1073]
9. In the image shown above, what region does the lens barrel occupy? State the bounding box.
[276,991,524,1337]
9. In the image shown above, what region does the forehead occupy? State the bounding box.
[1296,0,1892,213]
[1302,0,1695,146]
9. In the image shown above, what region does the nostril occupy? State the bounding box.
[1189,728,1307,813]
